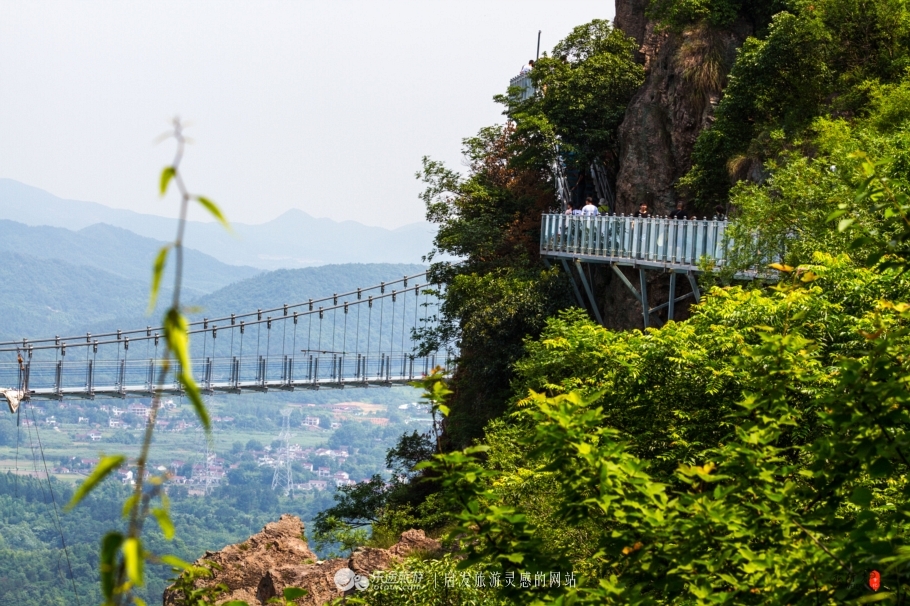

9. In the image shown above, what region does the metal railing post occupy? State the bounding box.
[55,360,63,396]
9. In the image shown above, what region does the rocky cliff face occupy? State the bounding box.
[163,515,441,606]
[588,2,751,329]
[613,3,751,215]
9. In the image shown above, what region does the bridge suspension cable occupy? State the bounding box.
[0,272,450,403]
[0,271,432,351]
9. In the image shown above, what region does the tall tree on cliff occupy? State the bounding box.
[418,20,643,449]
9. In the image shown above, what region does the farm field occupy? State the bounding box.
[0,385,425,482]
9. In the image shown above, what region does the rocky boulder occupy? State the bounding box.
[163,515,441,606]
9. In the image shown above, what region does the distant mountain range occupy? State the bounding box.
[0,252,152,342]
[191,263,428,319]
[0,179,435,270]
[0,255,426,343]
[0,220,260,294]
[0,178,434,344]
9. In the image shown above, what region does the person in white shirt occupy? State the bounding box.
[581,196,599,216]
[520,60,534,74]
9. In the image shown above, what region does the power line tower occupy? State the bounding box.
[271,409,294,496]
[201,437,215,496]
[192,426,216,497]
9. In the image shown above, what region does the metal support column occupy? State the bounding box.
[560,259,586,309]
[668,271,677,321]
[639,268,649,328]
[609,264,665,329]
[687,271,701,303]
[611,263,642,306]
[574,259,604,325]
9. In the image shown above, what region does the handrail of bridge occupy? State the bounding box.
[540,213,734,271]
[0,271,438,354]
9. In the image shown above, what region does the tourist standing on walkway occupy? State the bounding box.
[669,202,688,220]
[633,203,650,219]
[581,197,599,216]
[520,60,534,74]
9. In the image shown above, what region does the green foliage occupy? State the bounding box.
[414,247,910,603]
[836,150,910,274]
[344,554,510,606]
[267,586,307,605]
[310,514,369,558]
[418,20,646,447]
[0,471,331,606]
[500,20,644,169]
[418,124,575,448]
[66,454,126,511]
[722,75,910,274]
[648,0,787,29]
[64,122,231,605]
[164,561,243,606]
[314,378,455,549]
[385,430,436,478]
[683,0,910,208]
[313,475,389,532]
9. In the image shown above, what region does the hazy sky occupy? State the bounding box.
[0,1,614,229]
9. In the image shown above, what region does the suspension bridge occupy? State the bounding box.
[0,215,772,408]
[0,272,448,409]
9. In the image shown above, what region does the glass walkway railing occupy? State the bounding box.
[509,72,535,101]
[540,213,732,271]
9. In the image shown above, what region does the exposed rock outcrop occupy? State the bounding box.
[589,3,752,329]
[614,0,649,59]
[163,515,441,606]
[613,13,751,216]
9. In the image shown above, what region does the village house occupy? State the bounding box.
[127,403,150,418]
[317,467,331,478]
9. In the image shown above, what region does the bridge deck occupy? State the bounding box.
[1,352,447,403]
[17,377,416,401]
